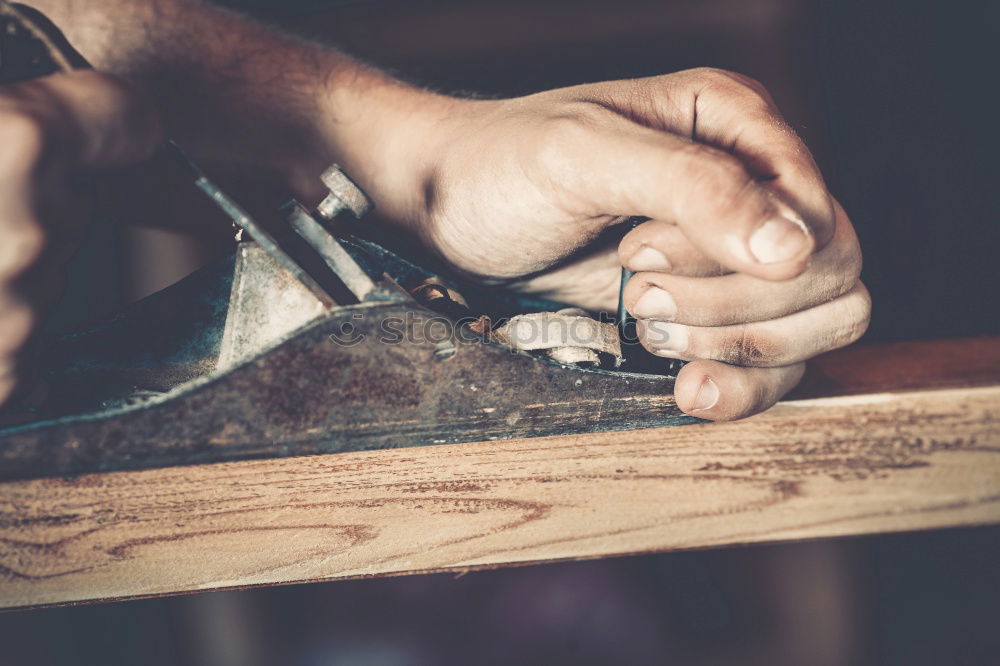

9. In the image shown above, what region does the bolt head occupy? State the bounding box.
[318,164,373,219]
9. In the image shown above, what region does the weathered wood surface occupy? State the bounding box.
[1,336,997,609]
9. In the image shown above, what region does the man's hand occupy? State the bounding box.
[25,0,865,421]
[393,69,870,421]
[0,70,160,404]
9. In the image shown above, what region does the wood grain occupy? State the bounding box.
[1,382,997,610]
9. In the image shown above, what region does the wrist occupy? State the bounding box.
[314,65,474,233]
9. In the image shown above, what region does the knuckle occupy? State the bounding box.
[835,247,864,296]
[676,145,759,217]
[820,248,863,301]
[745,375,774,415]
[688,67,775,115]
[546,101,612,134]
[676,141,739,179]
[540,114,588,149]
[720,326,781,367]
[806,197,843,255]
[686,67,737,85]
[533,101,619,187]
[843,234,864,284]
[723,367,791,419]
[824,284,871,350]
[713,166,759,213]
[724,368,767,418]
[687,67,771,99]
[535,106,602,167]
[728,73,771,100]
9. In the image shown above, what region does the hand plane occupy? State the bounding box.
[0,2,696,482]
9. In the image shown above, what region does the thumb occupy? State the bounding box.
[555,107,815,281]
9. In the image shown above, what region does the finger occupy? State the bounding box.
[553,108,816,280]
[674,359,805,421]
[624,201,861,325]
[0,211,45,282]
[43,71,162,166]
[0,71,153,281]
[0,131,46,281]
[638,282,871,367]
[1,70,162,167]
[671,69,837,249]
[618,220,727,277]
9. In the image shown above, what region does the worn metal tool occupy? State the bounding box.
[0,2,697,482]
[617,217,646,330]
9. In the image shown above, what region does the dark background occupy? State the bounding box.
[2,0,998,664]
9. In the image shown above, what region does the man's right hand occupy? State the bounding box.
[0,70,160,405]
[376,70,870,421]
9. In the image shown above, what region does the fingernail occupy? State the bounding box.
[691,376,719,411]
[748,215,810,264]
[632,287,677,319]
[644,321,688,353]
[628,246,672,272]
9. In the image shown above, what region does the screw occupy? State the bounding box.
[433,340,457,360]
[316,164,373,220]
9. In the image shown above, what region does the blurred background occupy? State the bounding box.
[2,0,998,664]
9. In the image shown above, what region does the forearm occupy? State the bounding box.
[26,0,456,219]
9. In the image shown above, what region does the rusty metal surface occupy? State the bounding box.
[0,299,696,481]
[171,145,348,309]
[0,0,697,485]
[284,200,378,301]
[217,242,327,369]
[0,231,694,483]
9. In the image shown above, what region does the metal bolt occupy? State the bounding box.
[433,340,457,360]
[316,164,373,220]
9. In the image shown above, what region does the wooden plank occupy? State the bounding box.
[1,382,997,610]
[793,336,1000,398]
